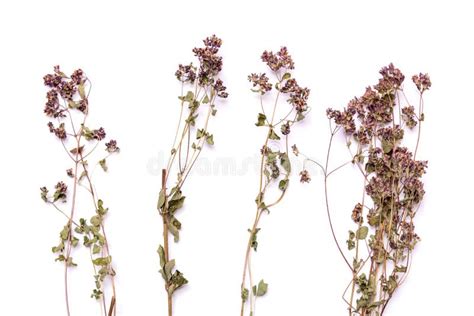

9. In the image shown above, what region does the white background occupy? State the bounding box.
[1,0,473,315]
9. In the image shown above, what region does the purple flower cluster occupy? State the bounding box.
[327,64,430,141]
[105,140,120,153]
[47,122,67,140]
[248,73,272,94]
[93,127,106,141]
[176,35,228,99]
[250,48,310,118]
[412,73,432,93]
[277,77,311,114]
[326,65,430,309]
[43,66,88,117]
[261,47,294,71]
[175,64,196,83]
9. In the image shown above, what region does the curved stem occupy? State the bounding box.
[324,123,353,271]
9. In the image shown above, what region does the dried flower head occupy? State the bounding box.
[53,181,68,202]
[92,127,106,141]
[292,144,300,156]
[213,79,228,98]
[105,140,120,153]
[402,106,417,129]
[412,73,431,93]
[299,170,311,183]
[175,63,196,83]
[248,73,272,94]
[261,47,295,71]
[192,35,224,86]
[47,122,67,140]
[351,203,363,223]
[288,85,310,114]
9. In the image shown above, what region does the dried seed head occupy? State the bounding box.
[412,73,431,93]
[261,47,294,71]
[105,140,120,153]
[248,73,272,94]
[299,170,311,183]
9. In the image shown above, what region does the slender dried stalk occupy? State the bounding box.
[240,47,310,316]
[156,35,228,316]
[41,66,120,316]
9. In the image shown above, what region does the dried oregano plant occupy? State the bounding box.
[240,48,310,316]
[156,35,228,316]
[299,64,430,315]
[40,66,120,316]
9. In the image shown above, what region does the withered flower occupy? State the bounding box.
[261,46,295,71]
[105,140,120,153]
[299,170,311,183]
[175,63,196,83]
[412,73,431,93]
[248,73,272,94]
[92,127,106,141]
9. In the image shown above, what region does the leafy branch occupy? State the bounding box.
[240,47,310,316]
[299,64,430,315]
[156,35,228,316]
[41,66,120,316]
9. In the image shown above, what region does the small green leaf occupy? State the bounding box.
[164,259,175,280]
[158,190,166,209]
[168,196,185,214]
[96,199,107,216]
[282,72,291,80]
[168,270,188,294]
[93,244,101,254]
[185,114,198,126]
[158,245,166,268]
[347,231,356,250]
[255,113,266,126]
[52,241,65,253]
[206,134,214,145]
[184,91,194,102]
[382,140,393,154]
[92,256,112,266]
[90,215,102,227]
[168,220,180,242]
[356,226,369,240]
[268,129,280,140]
[60,226,69,241]
[99,159,108,172]
[196,129,206,140]
[249,228,261,251]
[202,95,210,104]
[67,257,77,267]
[253,279,268,296]
[78,83,86,99]
[278,179,289,191]
[280,153,291,173]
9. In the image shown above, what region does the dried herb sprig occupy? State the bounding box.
[240,47,310,316]
[41,66,120,316]
[157,35,228,316]
[299,64,430,315]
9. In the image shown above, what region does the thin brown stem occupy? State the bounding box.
[324,124,353,271]
[161,169,172,316]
